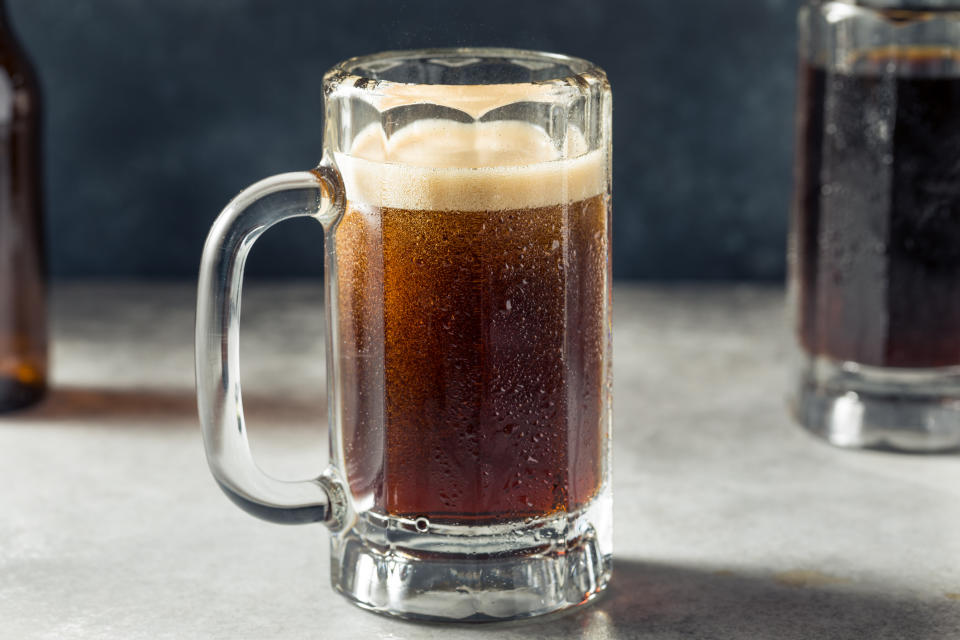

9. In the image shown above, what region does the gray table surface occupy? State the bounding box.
[1,283,957,640]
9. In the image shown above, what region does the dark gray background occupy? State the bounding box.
[9,0,799,281]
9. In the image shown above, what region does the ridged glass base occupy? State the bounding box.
[329,490,612,621]
[792,355,960,453]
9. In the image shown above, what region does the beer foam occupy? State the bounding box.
[372,83,564,120]
[335,120,605,211]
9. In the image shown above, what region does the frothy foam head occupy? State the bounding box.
[335,120,605,211]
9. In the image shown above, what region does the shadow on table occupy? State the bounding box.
[5,386,324,425]
[476,559,949,639]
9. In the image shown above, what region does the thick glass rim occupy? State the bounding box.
[326,47,606,89]
[821,0,960,16]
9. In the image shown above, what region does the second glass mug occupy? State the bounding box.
[790,0,960,451]
[196,49,612,621]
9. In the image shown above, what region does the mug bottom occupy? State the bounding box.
[329,488,612,622]
[792,355,960,453]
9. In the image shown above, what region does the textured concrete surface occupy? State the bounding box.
[0,283,957,639]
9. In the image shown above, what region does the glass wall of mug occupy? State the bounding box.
[196,48,612,621]
[790,1,960,451]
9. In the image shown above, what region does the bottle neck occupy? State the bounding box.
[0,3,15,43]
[0,3,25,56]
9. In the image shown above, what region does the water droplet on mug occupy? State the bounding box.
[414,516,430,533]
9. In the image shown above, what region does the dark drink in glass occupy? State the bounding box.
[795,49,960,369]
[791,1,960,452]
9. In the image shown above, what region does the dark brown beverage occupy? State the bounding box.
[332,120,609,523]
[0,2,45,411]
[337,197,607,522]
[793,49,960,368]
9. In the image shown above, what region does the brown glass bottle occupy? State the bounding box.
[0,0,45,412]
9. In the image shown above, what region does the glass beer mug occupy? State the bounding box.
[196,49,612,621]
[790,1,960,451]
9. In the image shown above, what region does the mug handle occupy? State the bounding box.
[196,165,346,526]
